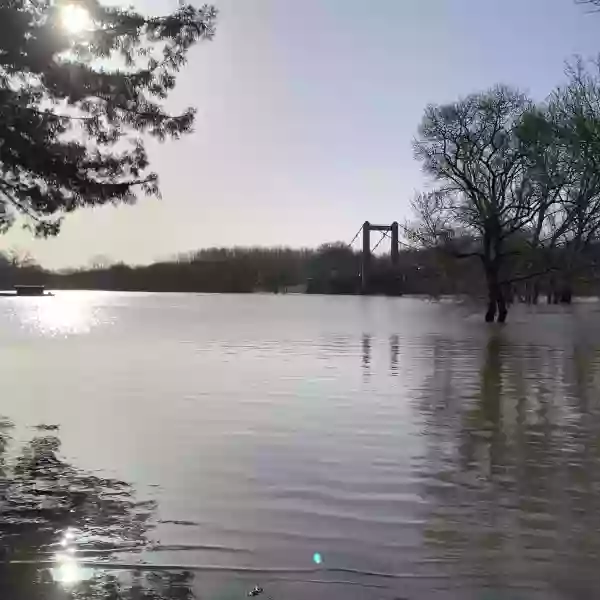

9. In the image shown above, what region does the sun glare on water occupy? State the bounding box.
[51,528,92,587]
[60,3,93,35]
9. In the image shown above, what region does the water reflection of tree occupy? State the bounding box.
[361,334,371,378]
[419,333,600,597]
[0,421,196,600]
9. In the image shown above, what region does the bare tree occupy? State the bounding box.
[413,86,540,322]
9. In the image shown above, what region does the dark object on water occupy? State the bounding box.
[14,285,46,296]
[248,586,263,597]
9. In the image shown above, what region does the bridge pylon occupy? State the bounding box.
[361,221,399,293]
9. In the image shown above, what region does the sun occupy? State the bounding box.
[60,4,93,35]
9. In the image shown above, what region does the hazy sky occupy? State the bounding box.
[8,0,600,267]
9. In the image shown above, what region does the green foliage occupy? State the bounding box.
[0,0,216,235]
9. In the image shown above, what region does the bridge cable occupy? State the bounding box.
[371,231,388,253]
[348,226,363,248]
[379,229,414,251]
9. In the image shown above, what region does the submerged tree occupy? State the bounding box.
[515,59,600,302]
[544,62,600,292]
[413,86,540,322]
[0,0,217,235]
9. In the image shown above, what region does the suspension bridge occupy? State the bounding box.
[343,221,403,295]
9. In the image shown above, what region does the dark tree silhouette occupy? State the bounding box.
[413,86,538,322]
[0,0,216,235]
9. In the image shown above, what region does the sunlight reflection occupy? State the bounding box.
[11,292,106,336]
[51,528,92,586]
[52,553,83,585]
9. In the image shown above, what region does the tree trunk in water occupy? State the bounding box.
[485,293,497,322]
[524,282,539,305]
[547,277,559,304]
[484,265,507,323]
[561,272,573,304]
[560,286,573,304]
[497,289,507,323]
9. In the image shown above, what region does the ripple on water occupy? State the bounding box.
[0,295,600,599]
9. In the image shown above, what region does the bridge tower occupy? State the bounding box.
[361,221,399,293]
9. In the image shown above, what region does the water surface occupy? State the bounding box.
[1,292,600,599]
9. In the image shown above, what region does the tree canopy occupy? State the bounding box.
[414,85,535,243]
[0,0,216,235]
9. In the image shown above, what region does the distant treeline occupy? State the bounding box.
[0,244,481,295]
[3,243,600,298]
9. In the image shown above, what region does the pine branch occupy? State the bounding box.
[0,0,216,234]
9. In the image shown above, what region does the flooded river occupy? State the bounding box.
[0,292,600,599]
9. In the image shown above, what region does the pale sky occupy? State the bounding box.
[6,0,600,268]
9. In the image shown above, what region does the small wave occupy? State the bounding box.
[7,559,448,580]
[147,543,251,554]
